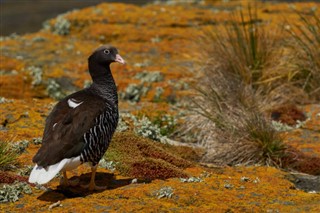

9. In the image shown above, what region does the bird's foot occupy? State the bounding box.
[81,182,106,191]
[60,177,79,187]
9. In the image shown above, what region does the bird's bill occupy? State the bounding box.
[115,54,125,64]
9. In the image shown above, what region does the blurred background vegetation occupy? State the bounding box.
[0,0,148,36]
[1,0,316,36]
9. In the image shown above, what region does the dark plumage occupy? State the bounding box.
[29,45,125,190]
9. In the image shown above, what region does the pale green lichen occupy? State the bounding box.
[32,137,42,145]
[271,119,309,132]
[0,181,32,203]
[152,114,177,137]
[18,165,33,176]
[27,66,43,86]
[155,186,174,199]
[53,15,71,35]
[99,158,118,172]
[134,116,162,141]
[135,71,164,83]
[116,113,132,132]
[224,183,234,189]
[180,176,203,183]
[11,140,29,154]
[116,113,176,142]
[46,79,64,100]
[120,84,150,103]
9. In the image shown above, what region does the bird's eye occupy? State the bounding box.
[104,49,110,54]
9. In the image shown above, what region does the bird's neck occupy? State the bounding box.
[89,62,118,106]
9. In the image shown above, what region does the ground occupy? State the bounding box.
[0,1,319,212]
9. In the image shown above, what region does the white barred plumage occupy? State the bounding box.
[81,107,119,165]
[29,45,125,190]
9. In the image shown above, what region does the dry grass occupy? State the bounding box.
[285,10,320,100]
[182,6,289,167]
[203,6,275,87]
[183,6,320,167]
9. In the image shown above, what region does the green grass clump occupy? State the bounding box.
[0,141,18,170]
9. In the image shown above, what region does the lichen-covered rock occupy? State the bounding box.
[0,1,320,212]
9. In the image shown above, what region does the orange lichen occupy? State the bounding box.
[0,99,51,142]
[1,1,320,212]
[1,165,320,212]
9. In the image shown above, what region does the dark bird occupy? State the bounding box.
[29,45,125,190]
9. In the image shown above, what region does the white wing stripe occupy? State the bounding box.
[67,98,83,108]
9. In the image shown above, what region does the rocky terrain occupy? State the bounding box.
[1,1,319,212]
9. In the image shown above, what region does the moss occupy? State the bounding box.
[130,159,187,180]
[162,145,204,162]
[282,146,320,176]
[0,1,320,211]
[105,132,191,179]
[0,172,30,185]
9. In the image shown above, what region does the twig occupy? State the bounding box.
[160,137,202,149]
[48,200,62,210]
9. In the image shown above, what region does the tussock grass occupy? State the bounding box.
[201,6,278,89]
[244,113,286,166]
[286,10,320,99]
[0,141,18,170]
[185,6,320,167]
[183,6,288,167]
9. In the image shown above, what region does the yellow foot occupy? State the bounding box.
[81,182,107,191]
[60,177,79,187]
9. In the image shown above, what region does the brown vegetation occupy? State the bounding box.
[0,1,319,211]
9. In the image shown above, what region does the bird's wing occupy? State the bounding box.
[33,90,115,167]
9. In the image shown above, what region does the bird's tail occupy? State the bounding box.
[29,157,81,184]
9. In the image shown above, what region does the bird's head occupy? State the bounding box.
[89,45,125,66]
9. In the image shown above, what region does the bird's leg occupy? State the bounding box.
[60,171,79,187]
[81,165,106,191]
